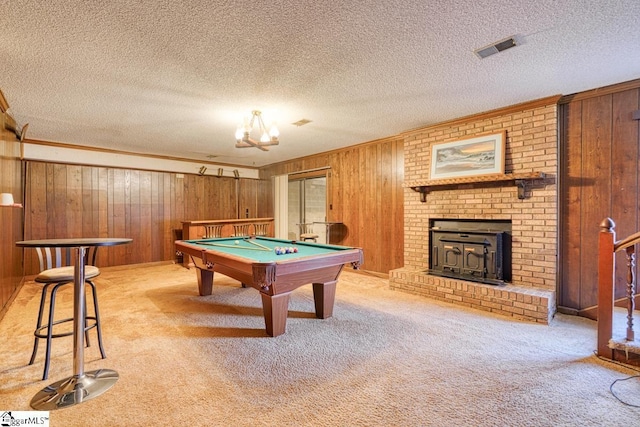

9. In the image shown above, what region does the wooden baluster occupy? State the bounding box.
[625,245,636,341]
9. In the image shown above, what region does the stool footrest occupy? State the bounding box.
[34,316,99,339]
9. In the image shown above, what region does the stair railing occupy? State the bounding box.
[598,217,640,358]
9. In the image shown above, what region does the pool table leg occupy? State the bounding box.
[261,292,291,337]
[196,267,214,296]
[313,280,337,319]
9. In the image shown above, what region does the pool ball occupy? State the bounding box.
[234,240,240,245]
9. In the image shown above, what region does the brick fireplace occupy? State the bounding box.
[389,97,559,323]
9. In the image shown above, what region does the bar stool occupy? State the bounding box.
[29,247,106,380]
[298,223,319,242]
[233,223,251,237]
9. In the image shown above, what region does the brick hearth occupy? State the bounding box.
[390,96,559,323]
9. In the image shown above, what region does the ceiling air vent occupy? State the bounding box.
[474,36,517,59]
[292,119,312,127]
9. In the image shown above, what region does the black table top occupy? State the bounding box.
[16,238,133,248]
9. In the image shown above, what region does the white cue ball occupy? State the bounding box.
[234,240,240,245]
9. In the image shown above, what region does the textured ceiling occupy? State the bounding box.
[2,1,640,167]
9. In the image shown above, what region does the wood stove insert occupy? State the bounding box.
[429,219,511,286]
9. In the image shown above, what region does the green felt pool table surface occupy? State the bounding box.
[183,236,355,262]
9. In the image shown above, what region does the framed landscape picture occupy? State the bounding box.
[430,131,506,180]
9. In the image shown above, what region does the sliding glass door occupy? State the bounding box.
[287,175,327,243]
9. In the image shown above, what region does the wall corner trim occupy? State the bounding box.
[0,88,9,113]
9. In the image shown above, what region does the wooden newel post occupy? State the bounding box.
[597,217,616,358]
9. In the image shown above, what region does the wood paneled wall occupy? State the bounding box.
[23,161,268,275]
[260,136,404,275]
[559,79,640,316]
[0,113,24,320]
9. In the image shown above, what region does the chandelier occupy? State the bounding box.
[235,110,279,151]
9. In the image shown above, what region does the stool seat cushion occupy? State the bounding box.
[36,265,100,283]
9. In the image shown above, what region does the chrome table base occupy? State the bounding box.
[30,369,119,410]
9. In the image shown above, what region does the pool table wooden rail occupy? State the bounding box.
[180,218,274,267]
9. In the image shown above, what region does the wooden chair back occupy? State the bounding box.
[34,246,99,272]
[204,224,224,238]
[298,223,319,241]
[253,223,269,237]
[233,223,252,237]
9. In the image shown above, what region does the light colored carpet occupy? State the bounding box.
[1,263,639,426]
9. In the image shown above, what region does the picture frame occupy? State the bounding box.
[430,131,506,180]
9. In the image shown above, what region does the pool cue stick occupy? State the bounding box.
[243,238,272,251]
[199,242,270,251]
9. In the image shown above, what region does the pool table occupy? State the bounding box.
[175,236,363,336]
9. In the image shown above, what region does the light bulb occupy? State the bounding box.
[269,124,279,138]
[235,126,244,140]
[260,131,270,143]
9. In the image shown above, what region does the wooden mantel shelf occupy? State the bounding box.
[407,172,546,202]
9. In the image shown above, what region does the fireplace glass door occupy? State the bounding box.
[429,219,511,285]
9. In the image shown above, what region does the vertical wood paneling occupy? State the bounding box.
[348,147,361,249]
[256,178,273,218]
[53,164,67,238]
[559,81,640,314]
[139,170,152,264]
[173,174,182,227]
[81,166,93,237]
[128,170,140,262]
[26,162,48,272]
[239,179,258,219]
[90,168,99,238]
[328,152,342,224]
[357,148,367,256]
[580,95,612,309]
[0,118,24,319]
[393,139,404,272]
[67,165,82,238]
[106,169,114,264]
[380,141,393,272]
[151,171,160,261]
[112,169,127,265]
[219,178,237,218]
[156,171,165,261]
[163,173,173,260]
[365,144,379,270]
[22,161,268,274]
[560,101,583,309]
[183,174,195,220]
[195,176,205,218]
[46,164,55,238]
[124,169,132,259]
[611,90,640,299]
[98,167,109,243]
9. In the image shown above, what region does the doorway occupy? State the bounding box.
[287,172,327,243]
